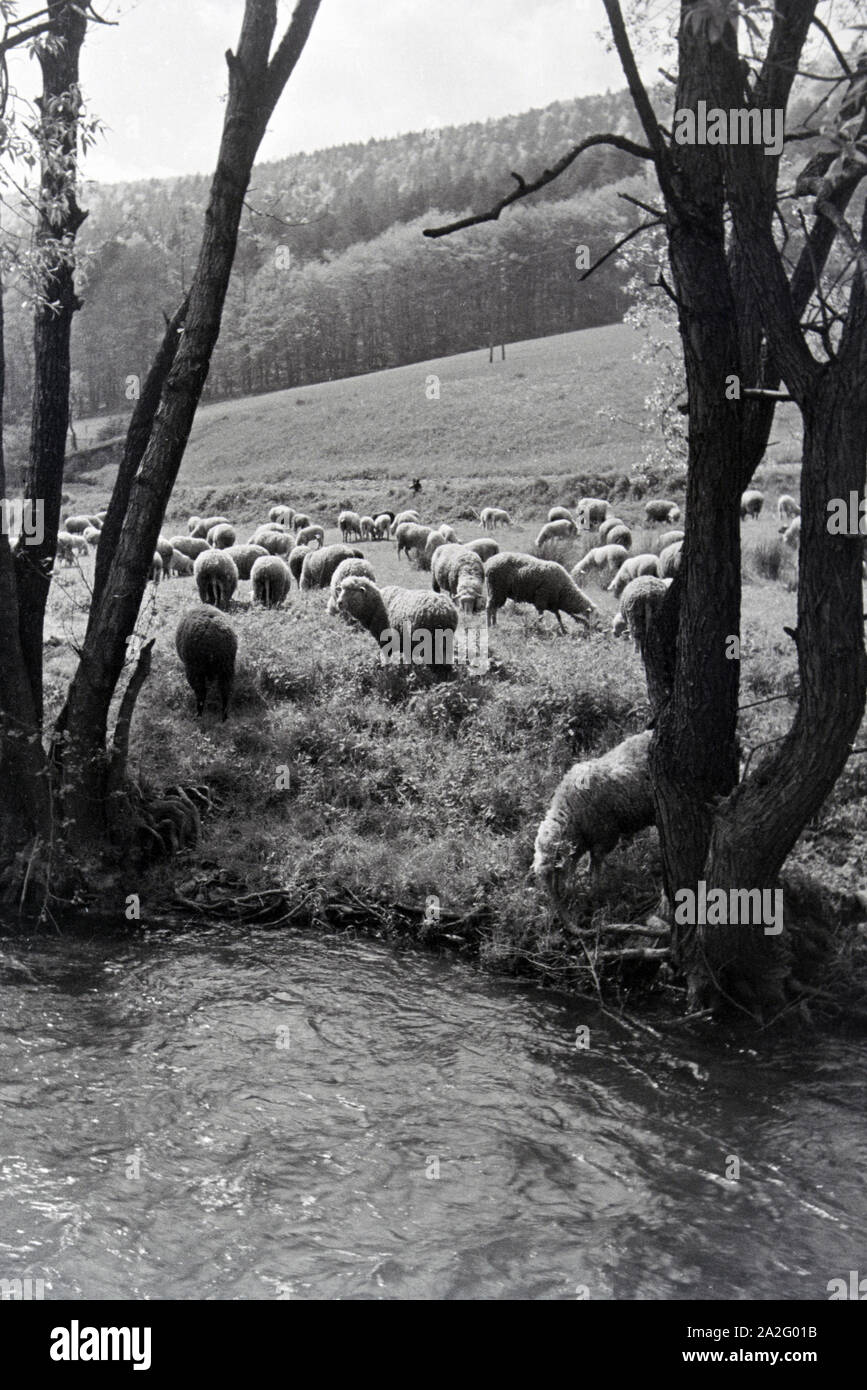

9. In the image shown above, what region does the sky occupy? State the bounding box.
[6,0,639,184]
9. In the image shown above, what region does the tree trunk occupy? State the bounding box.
[59,0,322,849]
[13,1,88,723]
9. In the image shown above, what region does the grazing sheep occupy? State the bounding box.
[299,543,364,591]
[149,552,163,585]
[424,529,449,565]
[484,552,598,632]
[287,544,311,586]
[781,517,801,550]
[437,523,459,544]
[615,575,670,650]
[194,548,238,610]
[296,524,325,549]
[608,553,661,597]
[251,554,291,608]
[741,489,764,520]
[175,607,237,720]
[395,522,433,561]
[167,548,195,577]
[189,514,230,539]
[255,528,293,557]
[168,535,210,561]
[576,498,610,530]
[536,518,577,547]
[326,557,377,615]
[208,522,236,549]
[658,540,683,578]
[572,543,629,586]
[548,506,575,524]
[293,512,311,532]
[465,537,499,563]
[532,731,654,896]
[338,509,364,542]
[603,523,632,550]
[224,544,268,580]
[155,536,174,566]
[269,505,295,527]
[81,525,101,550]
[390,509,421,536]
[63,514,94,534]
[644,499,681,524]
[777,494,800,524]
[360,515,376,540]
[56,530,87,564]
[598,515,626,541]
[431,544,486,614]
[657,529,685,553]
[334,576,459,672]
[480,506,512,530]
[373,513,392,539]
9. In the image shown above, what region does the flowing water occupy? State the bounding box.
[0,924,864,1300]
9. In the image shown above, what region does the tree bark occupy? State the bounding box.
[13,1,88,723]
[59,0,322,847]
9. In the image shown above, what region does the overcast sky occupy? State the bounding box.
[9,0,633,184]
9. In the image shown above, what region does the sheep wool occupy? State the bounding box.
[194,548,238,610]
[532,731,654,898]
[251,555,292,608]
[175,607,238,721]
[485,552,597,632]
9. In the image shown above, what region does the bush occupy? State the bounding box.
[752,537,786,582]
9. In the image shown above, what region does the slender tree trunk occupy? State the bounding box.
[13,1,88,723]
[59,0,322,848]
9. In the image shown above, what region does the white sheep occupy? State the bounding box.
[781,517,801,550]
[484,552,597,632]
[359,515,376,540]
[338,510,364,542]
[83,525,101,549]
[269,505,295,527]
[194,548,238,610]
[296,524,325,549]
[423,529,449,565]
[777,494,800,524]
[168,535,210,560]
[189,514,231,539]
[149,552,163,585]
[548,506,575,524]
[207,522,236,549]
[251,554,291,608]
[608,553,661,597]
[658,540,683,578]
[326,556,377,615]
[572,543,629,586]
[532,731,654,896]
[300,544,364,590]
[293,512,311,532]
[56,531,87,564]
[287,544,311,585]
[740,489,764,520]
[334,575,459,672]
[576,497,610,530]
[614,575,671,650]
[480,506,512,530]
[64,514,95,534]
[390,509,421,536]
[223,544,268,580]
[395,522,433,561]
[603,523,632,550]
[536,518,577,548]
[167,548,195,578]
[373,513,392,539]
[656,529,684,553]
[644,499,681,524]
[465,537,499,563]
[431,543,486,614]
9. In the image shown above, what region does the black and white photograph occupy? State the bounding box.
[0,0,866,1338]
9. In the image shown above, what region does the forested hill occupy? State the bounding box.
[6,89,652,420]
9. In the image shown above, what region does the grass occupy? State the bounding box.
[40,323,864,997]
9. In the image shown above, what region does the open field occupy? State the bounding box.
[71,323,804,523]
[46,323,862,989]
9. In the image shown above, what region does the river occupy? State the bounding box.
[0,925,864,1300]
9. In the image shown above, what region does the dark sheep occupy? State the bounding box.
[175,608,238,720]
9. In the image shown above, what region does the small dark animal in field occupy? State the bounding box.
[175,607,238,720]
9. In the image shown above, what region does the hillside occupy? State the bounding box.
[72,323,803,526]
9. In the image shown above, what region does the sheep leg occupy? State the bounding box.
[554,611,567,635]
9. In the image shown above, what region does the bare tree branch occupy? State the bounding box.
[422,132,653,239]
[578,217,664,282]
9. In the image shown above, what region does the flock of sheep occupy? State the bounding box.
[55,482,819,898]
